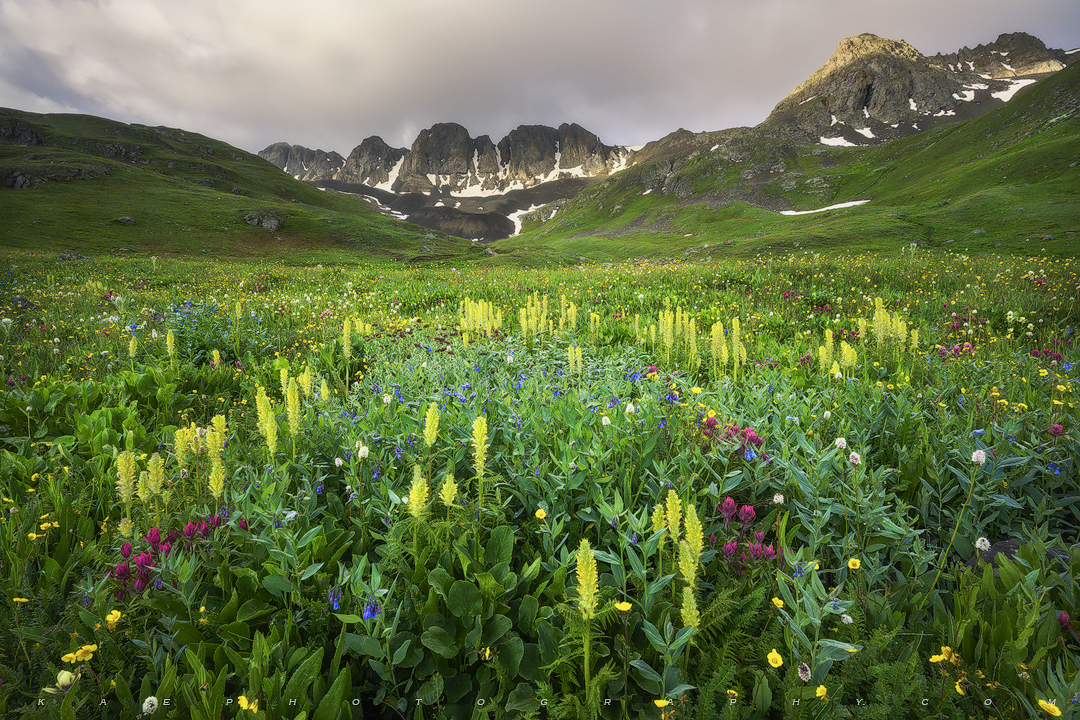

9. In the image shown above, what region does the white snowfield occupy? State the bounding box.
[779,200,870,216]
[508,204,546,236]
[819,136,857,147]
[991,78,1036,102]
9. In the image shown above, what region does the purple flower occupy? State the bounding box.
[718,497,737,525]
[363,599,382,620]
[329,585,343,612]
[630,531,638,546]
[737,505,755,525]
[723,541,738,561]
[120,541,133,559]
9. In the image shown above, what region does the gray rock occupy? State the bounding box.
[13,295,37,311]
[965,539,1072,578]
[972,229,986,234]
[116,216,136,224]
[243,213,283,232]
[58,252,90,261]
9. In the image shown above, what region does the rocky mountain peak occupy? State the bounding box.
[762,31,1072,147]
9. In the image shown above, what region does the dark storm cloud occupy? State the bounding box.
[0,0,1076,154]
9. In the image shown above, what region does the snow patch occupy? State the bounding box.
[508,204,545,236]
[1000,61,1015,72]
[966,61,975,71]
[375,157,405,192]
[799,95,817,105]
[642,188,653,195]
[709,144,719,152]
[830,115,840,126]
[908,98,917,111]
[991,78,1036,102]
[855,127,875,139]
[953,90,975,102]
[1067,48,1080,55]
[934,109,957,117]
[779,200,870,216]
[863,107,870,118]
[819,136,857,147]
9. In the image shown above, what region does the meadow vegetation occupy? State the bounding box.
[0,248,1077,719]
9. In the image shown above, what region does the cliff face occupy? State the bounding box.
[260,122,634,196]
[258,142,345,182]
[761,32,1072,146]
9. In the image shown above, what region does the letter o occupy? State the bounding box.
[352,699,361,706]
[984,700,992,707]
[477,699,485,707]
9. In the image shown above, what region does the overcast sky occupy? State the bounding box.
[1,0,1077,155]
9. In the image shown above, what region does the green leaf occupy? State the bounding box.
[344,633,384,659]
[299,562,324,581]
[421,626,459,659]
[391,638,412,665]
[448,580,483,618]
[261,574,292,597]
[488,525,514,566]
[630,659,662,693]
[332,614,363,624]
[237,599,274,623]
[283,647,325,706]
[482,614,512,645]
[313,665,350,720]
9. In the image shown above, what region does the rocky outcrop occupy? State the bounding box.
[762,33,1071,146]
[259,122,635,197]
[933,32,1069,79]
[338,136,406,188]
[258,142,345,181]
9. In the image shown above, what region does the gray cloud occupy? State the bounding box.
[1,0,1076,154]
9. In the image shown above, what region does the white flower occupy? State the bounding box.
[823,411,831,421]
[772,493,784,505]
[142,695,159,714]
[334,457,343,468]
[841,614,854,625]
[284,510,299,522]
[848,452,861,466]
[975,537,991,553]
[626,403,635,415]
[601,415,611,426]
[383,395,392,405]
[972,449,987,466]
[834,437,847,450]
[356,444,369,459]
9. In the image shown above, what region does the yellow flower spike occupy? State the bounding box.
[767,649,783,668]
[13,597,30,603]
[424,402,439,448]
[576,538,598,620]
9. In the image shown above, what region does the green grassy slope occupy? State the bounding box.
[0,109,476,264]
[495,62,1079,263]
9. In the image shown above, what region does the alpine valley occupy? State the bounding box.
[1,30,1077,262]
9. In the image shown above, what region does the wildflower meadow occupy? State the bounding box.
[0,248,1077,719]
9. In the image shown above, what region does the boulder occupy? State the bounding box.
[58,252,90,261]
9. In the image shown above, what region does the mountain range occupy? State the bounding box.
[2,30,1076,264]
[258,31,1075,240]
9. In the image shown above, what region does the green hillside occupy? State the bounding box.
[495,61,1080,263]
[0,109,476,264]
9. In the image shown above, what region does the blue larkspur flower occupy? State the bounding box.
[744,446,756,462]
[363,600,381,620]
[328,585,343,611]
